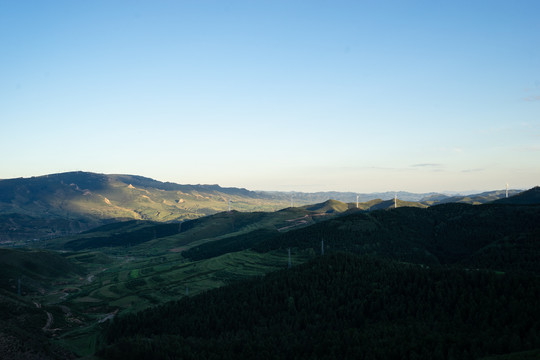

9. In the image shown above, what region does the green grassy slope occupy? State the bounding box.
[301,199,350,213]
[47,200,348,254]
[0,172,307,222]
[0,172,297,243]
[44,247,315,357]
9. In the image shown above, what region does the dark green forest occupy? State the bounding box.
[63,222,181,250]
[186,203,540,274]
[100,253,540,360]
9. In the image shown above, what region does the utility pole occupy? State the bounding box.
[288,248,292,269]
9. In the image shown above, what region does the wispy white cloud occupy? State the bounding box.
[462,168,484,173]
[523,95,540,102]
[411,163,442,167]
[410,163,444,172]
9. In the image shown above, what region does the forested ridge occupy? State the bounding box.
[100,253,540,360]
[63,222,181,250]
[186,203,540,274]
[254,204,540,272]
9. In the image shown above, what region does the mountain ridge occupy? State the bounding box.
[0,171,533,243]
[0,172,288,241]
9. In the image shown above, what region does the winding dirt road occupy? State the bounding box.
[42,311,53,331]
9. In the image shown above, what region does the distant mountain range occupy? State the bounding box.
[0,171,529,242]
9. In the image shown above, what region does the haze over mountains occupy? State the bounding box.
[0,171,523,243]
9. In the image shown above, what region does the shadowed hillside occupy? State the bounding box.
[1,171,523,244]
[422,189,523,205]
[0,248,83,359]
[0,213,93,243]
[493,186,540,205]
[0,172,278,223]
[0,288,76,359]
[0,248,83,295]
[46,200,350,253]
[0,172,295,242]
[253,202,540,274]
[99,253,540,360]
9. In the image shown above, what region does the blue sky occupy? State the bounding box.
[1,1,539,192]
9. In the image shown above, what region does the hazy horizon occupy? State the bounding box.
[0,169,527,196]
[2,1,539,193]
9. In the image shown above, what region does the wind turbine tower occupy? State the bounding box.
[356,195,359,209]
[506,183,509,198]
[394,193,398,209]
[228,199,231,212]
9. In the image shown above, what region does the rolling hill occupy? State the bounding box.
[253,202,540,273]
[0,171,522,244]
[0,171,276,222]
[0,172,296,243]
[421,189,523,205]
[44,199,352,252]
[493,186,540,205]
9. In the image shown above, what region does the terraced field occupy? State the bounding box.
[46,247,315,356]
